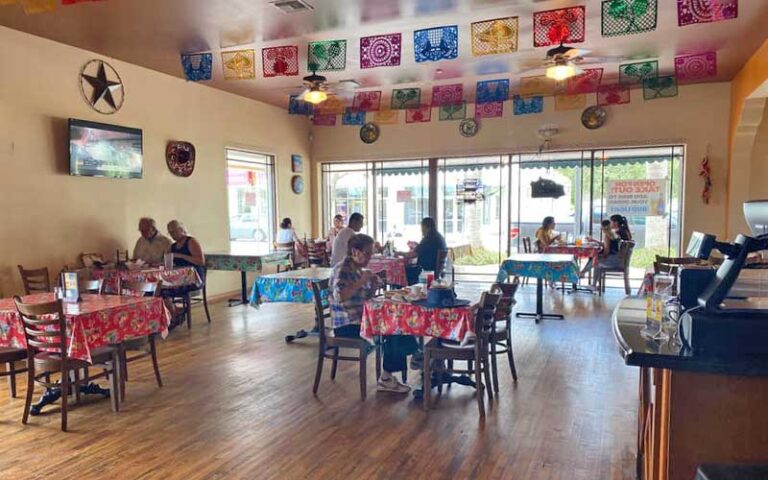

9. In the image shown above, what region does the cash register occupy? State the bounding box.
[679,200,768,354]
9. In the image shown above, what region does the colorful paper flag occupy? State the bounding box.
[677,0,737,26]
[222,50,256,80]
[342,109,366,126]
[567,68,604,94]
[475,102,504,119]
[513,96,544,115]
[352,91,382,112]
[312,113,337,126]
[181,53,213,82]
[519,75,557,97]
[374,109,400,125]
[360,33,402,69]
[21,0,55,13]
[315,96,347,115]
[533,6,586,47]
[406,105,432,123]
[414,25,459,63]
[643,75,678,100]
[431,84,464,107]
[554,94,586,111]
[288,95,313,116]
[619,60,659,85]
[601,0,658,37]
[471,17,519,56]
[262,46,299,77]
[308,40,346,72]
[439,102,467,121]
[476,79,509,104]
[675,51,717,83]
[597,83,631,105]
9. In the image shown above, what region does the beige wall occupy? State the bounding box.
[749,102,768,201]
[0,26,312,297]
[311,83,731,244]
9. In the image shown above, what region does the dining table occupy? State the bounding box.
[89,266,201,294]
[366,255,409,287]
[205,251,292,306]
[496,253,580,323]
[543,243,602,293]
[249,267,332,343]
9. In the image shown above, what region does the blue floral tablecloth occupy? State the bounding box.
[250,268,332,305]
[496,254,580,284]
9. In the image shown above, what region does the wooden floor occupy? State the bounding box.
[0,285,637,480]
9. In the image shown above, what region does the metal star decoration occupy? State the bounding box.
[80,60,124,114]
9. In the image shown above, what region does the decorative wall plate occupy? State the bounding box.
[459,118,479,137]
[166,141,196,177]
[79,59,124,114]
[581,106,607,130]
[291,175,304,194]
[360,123,380,144]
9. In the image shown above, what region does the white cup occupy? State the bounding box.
[410,285,422,296]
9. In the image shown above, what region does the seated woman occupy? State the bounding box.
[167,220,205,279]
[330,234,417,393]
[402,217,447,286]
[534,216,560,252]
[276,217,306,264]
[324,214,344,253]
[591,215,633,285]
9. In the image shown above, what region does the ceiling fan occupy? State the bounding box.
[519,42,625,80]
[287,70,360,105]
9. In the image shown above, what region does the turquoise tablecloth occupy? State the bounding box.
[249,268,332,305]
[496,254,580,284]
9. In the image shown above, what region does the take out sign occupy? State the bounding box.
[606,179,667,217]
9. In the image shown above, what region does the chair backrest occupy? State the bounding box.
[655,255,702,266]
[17,265,51,295]
[117,279,162,297]
[435,249,449,278]
[311,279,331,342]
[79,252,105,268]
[620,241,636,270]
[522,237,533,254]
[82,278,104,295]
[274,241,295,253]
[491,280,519,320]
[475,292,501,335]
[116,249,130,264]
[307,241,328,266]
[374,270,387,295]
[14,297,67,358]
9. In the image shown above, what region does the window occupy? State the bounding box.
[226,149,276,254]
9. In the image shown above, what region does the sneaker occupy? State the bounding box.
[377,376,411,394]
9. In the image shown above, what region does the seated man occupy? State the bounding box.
[330,212,364,266]
[133,217,172,265]
[402,217,447,285]
[330,233,417,393]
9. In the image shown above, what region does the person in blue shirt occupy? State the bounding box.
[403,217,447,285]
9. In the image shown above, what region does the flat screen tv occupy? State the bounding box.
[69,118,143,179]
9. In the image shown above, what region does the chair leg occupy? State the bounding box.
[22,366,34,425]
[474,348,485,419]
[402,365,407,384]
[483,352,494,401]
[359,348,367,401]
[202,284,212,323]
[8,362,17,398]
[149,335,163,388]
[312,349,324,395]
[624,272,631,295]
[186,294,192,329]
[109,353,119,413]
[73,369,81,403]
[118,346,127,403]
[330,347,339,380]
[506,331,518,382]
[423,348,431,411]
[490,339,500,394]
[375,342,381,381]
[60,366,69,432]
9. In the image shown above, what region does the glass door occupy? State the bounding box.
[373,160,429,251]
[322,162,374,236]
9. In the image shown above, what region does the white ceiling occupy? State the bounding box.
[1,0,766,108]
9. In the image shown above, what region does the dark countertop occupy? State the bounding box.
[696,464,768,480]
[613,297,768,376]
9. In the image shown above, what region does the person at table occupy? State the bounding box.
[591,215,633,286]
[534,216,560,252]
[330,212,364,266]
[167,220,205,279]
[331,233,417,393]
[610,214,633,241]
[325,214,344,252]
[402,217,447,286]
[133,217,172,265]
[276,217,307,264]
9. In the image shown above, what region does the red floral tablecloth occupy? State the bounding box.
[361,299,476,343]
[367,256,409,287]
[0,293,170,363]
[543,244,602,260]
[90,267,201,293]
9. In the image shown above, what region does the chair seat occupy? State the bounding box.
[121,336,150,350]
[32,352,91,372]
[426,337,475,351]
[0,347,27,362]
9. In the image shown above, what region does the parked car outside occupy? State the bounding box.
[230,214,269,242]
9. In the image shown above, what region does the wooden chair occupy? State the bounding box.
[434,249,450,282]
[0,347,27,399]
[597,240,636,295]
[14,297,119,431]
[520,237,533,286]
[311,279,381,401]
[116,279,164,402]
[488,281,520,393]
[423,292,500,419]
[82,278,104,295]
[165,268,211,329]
[307,241,329,267]
[274,241,296,272]
[116,249,130,264]
[17,265,51,294]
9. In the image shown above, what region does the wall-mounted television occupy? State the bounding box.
[69,118,143,179]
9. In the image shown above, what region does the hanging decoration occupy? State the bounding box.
[567,68,604,94]
[459,118,479,138]
[79,59,124,114]
[699,153,712,204]
[476,79,509,104]
[20,0,55,13]
[312,113,337,126]
[315,96,347,115]
[475,102,504,119]
[533,6,586,47]
[674,51,717,83]
[342,108,366,126]
[677,0,738,26]
[221,50,256,80]
[288,95,313,116]
[601,0,658,37]
[471,17,519,56]
[360,33,402,69]
[531,178,566,198]
[307,40,347,72]
[391,88,421,109]
[352,91,382,112]
[291,175,305,195]
[360,123,381,144]
[581,106,608,129]
[643,75,679,100]
[439,102,467,121]
[431,84,464,107]
[597,83,631,106]
[262,46,299,77]
[456,179,485,203]
[554,94,586,111]
[513,95,544,116]
[166,141,196,178]
[406,105,432,123]
[619,60,658,85]
[180,53,213,82]
[519,75,557,97]
[374,109,400,125]
[414,25,459,63]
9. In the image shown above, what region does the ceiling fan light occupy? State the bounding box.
[303,88,327,105]
[546,64,577,81]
